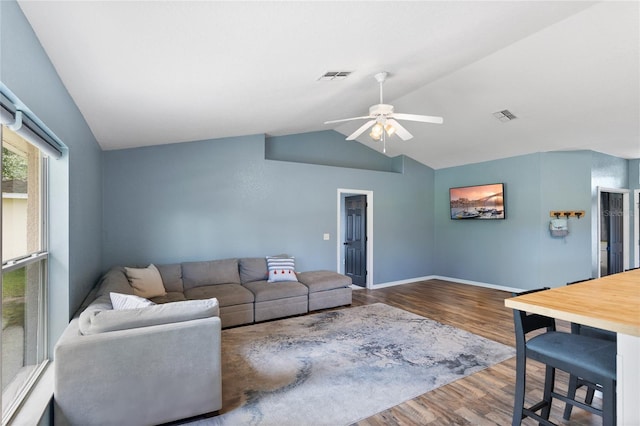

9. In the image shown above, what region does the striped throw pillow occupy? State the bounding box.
[266,256,298,283]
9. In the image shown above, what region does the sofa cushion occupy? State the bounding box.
[182,259,241,289]
[124,264,167,298]
[184,283,254,307]
[110,292,156,310]
[242,280,308,302]
[239,258,268,284]
[78,298,219,335]
[297,270,352,293]
[150,292,187,304]
[156,263,184,293]
[95,267,134,298]
[266,256,298,282]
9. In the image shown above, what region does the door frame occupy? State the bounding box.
[337,189,373,289]
[596,186,629,276]
[634,189,639,269]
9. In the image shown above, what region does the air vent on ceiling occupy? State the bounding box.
[493,109,518,122]
[318,71,351,81]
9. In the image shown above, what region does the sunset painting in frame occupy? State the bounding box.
[449,183,505,220]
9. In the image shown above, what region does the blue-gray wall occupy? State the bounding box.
[630,159,640,191]
[433,151,623,290]
[102,130,436,284]
[105,136,635,291]
[1,0,103,345]
[266,131,404,173]
[435,154,543,288]
[540,151,593,285]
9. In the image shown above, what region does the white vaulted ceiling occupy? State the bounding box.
[16,1,640,169]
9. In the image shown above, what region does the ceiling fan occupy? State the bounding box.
[325,72,443,152]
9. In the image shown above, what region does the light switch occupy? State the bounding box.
[323,233,330,241]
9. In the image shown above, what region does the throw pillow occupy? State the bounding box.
[124,264,167,298]
[110,292,156,310]
[266,255,298,283]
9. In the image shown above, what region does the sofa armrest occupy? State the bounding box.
[54,317,221,426]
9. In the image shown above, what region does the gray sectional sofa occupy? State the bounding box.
[85,257,352,328]
[148,257,352,327]
[54,257,351,425]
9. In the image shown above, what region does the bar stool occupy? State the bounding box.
[511,288,617,426]
[563,279,617,420]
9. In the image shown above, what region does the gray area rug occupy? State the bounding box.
[190,303,515,426]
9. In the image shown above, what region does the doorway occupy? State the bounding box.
[337,189,373,288]
[344,195,366,287]
[598,188,629,276]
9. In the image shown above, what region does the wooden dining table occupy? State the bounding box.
[505,269,640,426]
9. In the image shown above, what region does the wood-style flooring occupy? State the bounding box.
[347,279,603,426]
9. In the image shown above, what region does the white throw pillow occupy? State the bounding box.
[266,256,298,283]
[124,264,167,298]
[110,292,156,310]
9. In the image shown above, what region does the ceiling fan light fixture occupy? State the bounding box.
[384,123,396,137]
[369,122,384,140]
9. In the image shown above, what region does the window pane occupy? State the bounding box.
[2,127,42,262]
[1,261,46,413]
[2,123,47,422]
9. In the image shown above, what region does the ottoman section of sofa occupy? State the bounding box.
[242,280,308,322]
[296,270,352,311]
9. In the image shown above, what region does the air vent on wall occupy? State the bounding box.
[493,109,518,122]
[318,71,351,81]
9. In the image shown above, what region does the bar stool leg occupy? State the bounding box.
[563,374,579,420]
[584,385,596,405]
[512,354,527,426]
[541,365,555,420]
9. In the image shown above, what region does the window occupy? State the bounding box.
[1,124,48,423]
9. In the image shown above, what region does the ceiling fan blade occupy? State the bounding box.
[387,119,413,141]
[391,113,443,124]
[324,115,372,124]
[346,120,376,140]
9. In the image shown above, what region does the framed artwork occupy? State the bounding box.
[450,183,505,220]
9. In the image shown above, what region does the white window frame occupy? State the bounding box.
[1,128,50,425]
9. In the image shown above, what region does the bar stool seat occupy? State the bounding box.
[527,331,616,384]
[511,289,617,426]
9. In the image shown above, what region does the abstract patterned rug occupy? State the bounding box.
[188,303,515,426]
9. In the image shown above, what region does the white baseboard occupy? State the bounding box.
[370,275,525,293]
[369,276,434,289]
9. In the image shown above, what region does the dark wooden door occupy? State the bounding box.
[345,195,366,287]
[601,192,624,275]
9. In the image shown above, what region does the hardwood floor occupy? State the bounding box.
[348,280,603,426]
